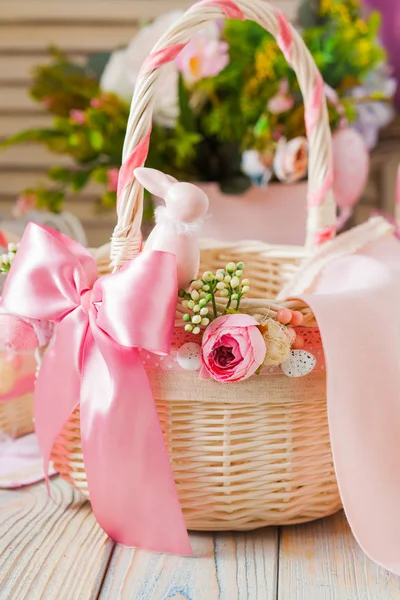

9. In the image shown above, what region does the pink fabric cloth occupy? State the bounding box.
[0,223,191,555]
[295,231,400,574]
[0,434,57,488]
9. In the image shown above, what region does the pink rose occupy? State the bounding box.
[90,98,101,109]
[273,137,308,184]
[13,193,37,217]
[69,109,86,124]
[267,80,294,115]
[176,36,230,84]
[200,314,266,383]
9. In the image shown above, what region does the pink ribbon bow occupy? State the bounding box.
[1,223,191,555]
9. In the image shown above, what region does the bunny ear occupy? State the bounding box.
[134,167,178,198]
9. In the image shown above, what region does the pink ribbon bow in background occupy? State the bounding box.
[0,223,191,555]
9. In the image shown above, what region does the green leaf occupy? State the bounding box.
[48,166,71,182]
[92,167,109,185]
[36,188,65,213]
[178,75,195,132]
[69,133,81,147]
[1,128,62,149]
[89,130,104,151]
[70,170,92,191]
[100,191,117,209]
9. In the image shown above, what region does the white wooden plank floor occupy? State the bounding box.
[0,477,399,599]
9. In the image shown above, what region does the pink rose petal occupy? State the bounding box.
[200,315,266,383]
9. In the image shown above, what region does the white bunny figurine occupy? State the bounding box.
[134,167,209,289]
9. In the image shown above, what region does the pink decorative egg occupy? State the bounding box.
[332,128,370,210]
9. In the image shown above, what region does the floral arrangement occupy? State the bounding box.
[0,244,19,274]
[178,263,317,383]
[1,0,396,216]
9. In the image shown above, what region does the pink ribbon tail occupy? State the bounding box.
[80,323,192,555]
[34,312,87,489]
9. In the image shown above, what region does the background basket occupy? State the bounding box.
[0,394,34,440]
[0,350,36,440]
[50,0,342,529]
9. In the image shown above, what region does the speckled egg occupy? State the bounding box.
[177,342,202,371]
[281,350,316,378]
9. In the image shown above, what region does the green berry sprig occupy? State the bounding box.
[0,243,19,273]
[178,262,250,334]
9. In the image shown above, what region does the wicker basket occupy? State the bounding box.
[51,0,342,529]
[0,394,34,440]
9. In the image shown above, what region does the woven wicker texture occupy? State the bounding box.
[0,394,34,440]
[51,371,340,530]
[51,0,343,529]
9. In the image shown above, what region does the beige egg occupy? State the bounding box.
[0,360,16,395]
[281,350,316,378]
[262,319,292,366]
[177,342,202,371]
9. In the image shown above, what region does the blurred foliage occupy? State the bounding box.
[0,0,389,212]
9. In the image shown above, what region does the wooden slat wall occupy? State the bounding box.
[0,0,300,246]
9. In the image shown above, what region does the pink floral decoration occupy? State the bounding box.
[273,137,308,184]
[69,109,86,124]
[13,193,37,218]
[90,98,101,109]
[267,80,294,114]
[200,314,266,383]
[107,168,120,192]
[176,36,230,84]
[42,97,53,108]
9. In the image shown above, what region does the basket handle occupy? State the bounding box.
[110,0,336,268]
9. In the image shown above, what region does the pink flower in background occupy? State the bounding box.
[106,168,119,192]
[90,98,101,109]
[100,11,183,127]
[42,97,53,108]
[176,36,230,84]
[13,193,37,218]
[267,80,294,114]
[200,314,266,383]
[69,109,86,125]
[273,137,308,184]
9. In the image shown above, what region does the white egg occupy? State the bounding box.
[281,350,316,378]
[177,342,202,371]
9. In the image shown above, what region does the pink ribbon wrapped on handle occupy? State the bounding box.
[0,223,191,555]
